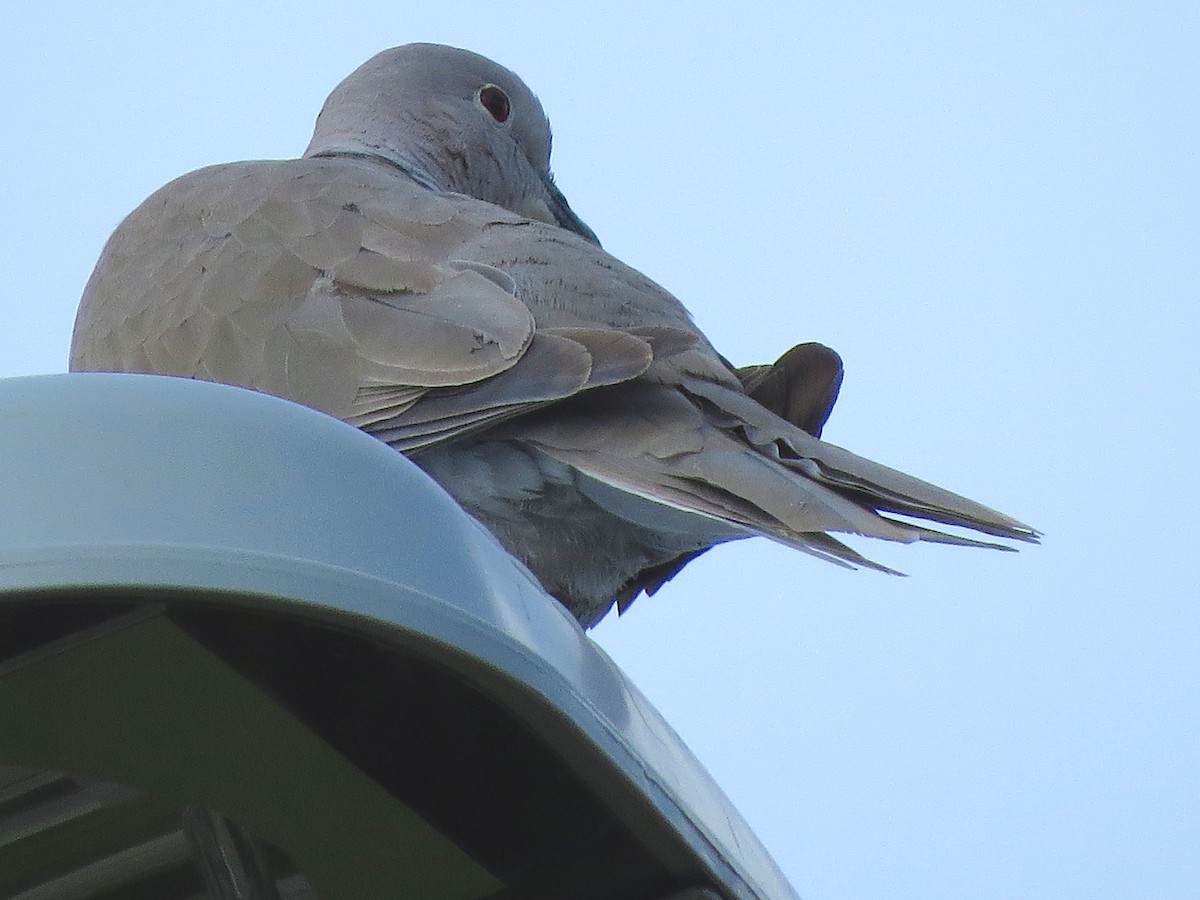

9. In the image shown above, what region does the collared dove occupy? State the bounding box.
[70,43,1037,627]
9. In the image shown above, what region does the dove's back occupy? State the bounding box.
[75,157,547,413]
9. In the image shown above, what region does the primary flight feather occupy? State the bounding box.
[71,43,1037,627]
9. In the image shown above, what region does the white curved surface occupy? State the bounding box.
[0,373,799,900]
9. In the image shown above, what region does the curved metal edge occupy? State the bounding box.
[0,545,798,900]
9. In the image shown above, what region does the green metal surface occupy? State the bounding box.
[0,608,500,900]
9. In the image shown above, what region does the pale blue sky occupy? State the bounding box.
[4,3,1197,897]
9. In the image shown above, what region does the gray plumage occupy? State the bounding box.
[70,43,1037,627]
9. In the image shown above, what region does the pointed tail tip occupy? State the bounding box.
[877,510,1041,551]
[976,520,1042,548]
[998,519,1042,545]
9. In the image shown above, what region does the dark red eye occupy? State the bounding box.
[478,84,511,123]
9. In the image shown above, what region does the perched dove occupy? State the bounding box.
[71,43,1037,627]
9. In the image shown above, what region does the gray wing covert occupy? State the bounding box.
[70,158,679,450]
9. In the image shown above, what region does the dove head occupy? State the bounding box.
[305,43,599,245]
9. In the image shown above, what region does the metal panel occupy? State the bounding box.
[0,374,799,900]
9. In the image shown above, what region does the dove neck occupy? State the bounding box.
[306,148,443,194]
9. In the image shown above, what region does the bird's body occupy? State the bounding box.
[71,43,1036,626]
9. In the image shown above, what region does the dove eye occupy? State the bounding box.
[477,84,511,123]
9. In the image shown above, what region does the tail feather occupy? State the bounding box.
[538,354,1035,613]
[680,377,1038,544]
